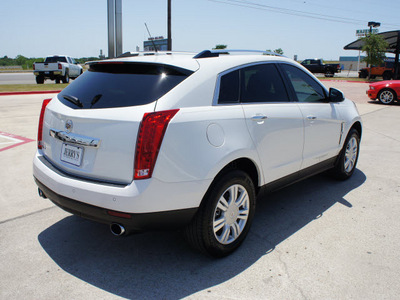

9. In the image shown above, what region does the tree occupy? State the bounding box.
[213,44,227,50]
[266,48,284,55]
[361,34,388,79]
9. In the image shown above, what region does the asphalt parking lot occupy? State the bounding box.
[1,82,399,299]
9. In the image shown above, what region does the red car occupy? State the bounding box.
[367,80,400,104]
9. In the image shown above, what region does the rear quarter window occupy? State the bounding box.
[58,63,193,109]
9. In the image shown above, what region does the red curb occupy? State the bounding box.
[0,90,61,96]
[320,79,371,83]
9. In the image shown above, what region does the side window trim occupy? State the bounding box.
[277,62,328,103]
[213,65,243,106]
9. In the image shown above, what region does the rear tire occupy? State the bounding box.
[36,76,44,84]
[185,170,256,257]
[382,71,392,81]
[55,78,60,84]
[331,129,360,180]
[324,69,334,77]
[62,71,69,83]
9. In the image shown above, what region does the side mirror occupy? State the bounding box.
[329,88,344,102]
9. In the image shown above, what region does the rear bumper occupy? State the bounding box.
[35,177,197,231]
[33,151,210,213]
[34,71,63,78]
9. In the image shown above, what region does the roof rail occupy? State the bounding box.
[194,49,286,59]
[117,51,196,58]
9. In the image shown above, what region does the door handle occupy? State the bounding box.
[251,115,268,121]
[307,115,317,120]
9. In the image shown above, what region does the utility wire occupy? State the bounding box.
[209,0,400,28]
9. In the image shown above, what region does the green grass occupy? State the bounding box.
[0,83,68,93]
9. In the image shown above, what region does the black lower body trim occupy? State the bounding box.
[34,177,197,233]
[263,157,337,193]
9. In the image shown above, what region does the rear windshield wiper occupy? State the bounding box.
[63,95,83,108]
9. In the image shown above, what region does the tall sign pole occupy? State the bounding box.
[115,0,123,57]
[107,0,115,58]
[107,0,123,58]
[167,0,172,51]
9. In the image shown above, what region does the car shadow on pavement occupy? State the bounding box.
[38,169,366,299]
[367,100,400,106]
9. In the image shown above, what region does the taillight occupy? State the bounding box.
[134,109,179,180]
[37,99,51,149]
[33,64,35,70]
[58,63,62,70]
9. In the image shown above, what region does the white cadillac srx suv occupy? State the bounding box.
[33,50,362,257]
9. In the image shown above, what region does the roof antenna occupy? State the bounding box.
[144,23,158,53]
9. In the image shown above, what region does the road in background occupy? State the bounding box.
[1,84,399,299]
[0,72,55,85]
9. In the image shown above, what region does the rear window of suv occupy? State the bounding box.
[58,62,193,109]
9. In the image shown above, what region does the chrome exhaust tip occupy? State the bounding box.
[38,188,47,199]
[110,223,126,236]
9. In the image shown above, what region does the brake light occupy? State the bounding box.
[58,63,62,70]
[33,64,35,70]
[37,99,51,149]
[134,109,179,180]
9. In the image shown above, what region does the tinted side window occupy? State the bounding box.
[240,64,289,103]
[281,64,326,103]
[218,70,239,104]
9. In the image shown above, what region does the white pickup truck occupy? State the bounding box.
[33,55,83,84]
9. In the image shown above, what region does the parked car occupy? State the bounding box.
[300,59,341,77]
[33,50,362,257]
[359,58,399,80]
[367,80,400,104]
[33,55,83,84]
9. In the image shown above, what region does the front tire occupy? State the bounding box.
[185,170,256,257]
[331,129,360,180]
[378,89,395,105]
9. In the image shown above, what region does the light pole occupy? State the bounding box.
[167,0,172,51]
[368,21,381,34]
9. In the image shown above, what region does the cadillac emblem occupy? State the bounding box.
[65,120,73,133]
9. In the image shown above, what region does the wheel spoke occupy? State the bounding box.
[235,191,248,208]
[238,207,249,218]
[220,225,231,243]
[229,185,238,203]
[231,223,241,240]
[217,197,229,212]
[213,218,225,232]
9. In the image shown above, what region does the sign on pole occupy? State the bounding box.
[356,29,379,37]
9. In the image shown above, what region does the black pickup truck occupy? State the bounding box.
[300,59,341,77]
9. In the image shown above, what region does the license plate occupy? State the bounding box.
[61,143,83,166]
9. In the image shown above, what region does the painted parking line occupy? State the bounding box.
[0,131,35,152]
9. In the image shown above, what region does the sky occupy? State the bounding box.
[1,0,399,61]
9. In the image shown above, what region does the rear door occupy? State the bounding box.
[280,63,343,169]
[237,63,304,183]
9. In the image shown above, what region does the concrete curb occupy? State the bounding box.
[0,90,61,96]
